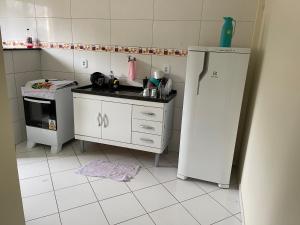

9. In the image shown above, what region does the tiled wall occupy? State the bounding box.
[0,0,258,48]
[0,0,259,150]
[3,50,41,144]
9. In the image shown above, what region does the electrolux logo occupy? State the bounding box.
[211,71,219,78]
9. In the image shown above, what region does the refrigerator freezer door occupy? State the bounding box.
[178,51,250,185]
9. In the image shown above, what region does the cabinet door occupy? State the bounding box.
[102,101,132,143]
[74,98,101,138]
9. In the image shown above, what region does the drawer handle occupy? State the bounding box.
[139,125,154,130]
[141,111,155,116]
[140,138,154,143]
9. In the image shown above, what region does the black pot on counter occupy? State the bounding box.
[90,72,119,91]
[90,72,106,88]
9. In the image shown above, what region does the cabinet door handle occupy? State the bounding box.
[139,125,154,130]
[141,112,155,116]
[97,113,103,127]
[140,138,154,143]
[103,114,109,128]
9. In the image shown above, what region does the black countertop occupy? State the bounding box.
[72,85,177,103]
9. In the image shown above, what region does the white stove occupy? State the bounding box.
[21,79,77,153]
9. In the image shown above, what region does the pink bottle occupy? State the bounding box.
[128,57,137,81]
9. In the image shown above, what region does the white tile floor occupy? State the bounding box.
[16,141,243,225]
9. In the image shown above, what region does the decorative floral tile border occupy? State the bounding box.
[2,41,188,57]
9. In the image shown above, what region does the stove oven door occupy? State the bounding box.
[23,97,57,131]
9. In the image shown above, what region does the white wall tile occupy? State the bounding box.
[202,0,258,21]
[3,51,14,74]
[75,73,91,86]
[72,19,110,45]
[111,20,153,47]
[71,0,110,19]
[35,0,71,18]
[13,119,26,144]
[15,71,42,97]
[169,130,181,152]
[41,71,75,80]
[173,82,185,107]
[232,21,255,47]
[173,107,182,131]
[37,18,72,43]
[118,78,143,87]
[111,0,153,20]
[5,74,17,99]
[17,97,25,120]
[199,20,222,47]
[9,98,19,122]
[74,51,110,74]
[199,21,254,48]
[151,55,187,82]
[41,49,74,72]
[154,0,203,20]
[12,50,41,72]
[111,53,151,80]
[0,0,35,18]
[0,18,37,41]
[153,21,200,49]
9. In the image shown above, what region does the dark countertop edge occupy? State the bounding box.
[3,48,41,51]
[72,85,177,104]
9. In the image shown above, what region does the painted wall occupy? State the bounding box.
[240,0,300,224]
[3,50,41,144]
[0,37,25,225]
[1,0,258,150]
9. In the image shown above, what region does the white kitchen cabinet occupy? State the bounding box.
[73,92,175,166]
[102,101,132,143]
[74,98,101,138]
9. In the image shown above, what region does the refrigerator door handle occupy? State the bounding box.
[197,52,209,95]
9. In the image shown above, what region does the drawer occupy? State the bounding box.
[132,119,162,135]
[132,132,162,148]
[132,105,163,122]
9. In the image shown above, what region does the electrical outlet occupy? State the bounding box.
[81,59,88,68]
[163,64,170,74]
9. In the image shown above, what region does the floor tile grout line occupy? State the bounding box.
[96,190,132,202]
[18,166,81,181]
[22,190,55,199]
[208,192,239,216]
[53,180,90,192]
[179,203,203,225]
[210,214,241,225]
[114,213,152,225]
[24,212,60,223]
[124,181,157,225]
[19,172,51,181]
[234,213,243,222]
[72,144,111,225]
[45,147,63,225]
[58,200,99,214]
[159,181,202,225]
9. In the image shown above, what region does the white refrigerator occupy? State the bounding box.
[177,47,250,188]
